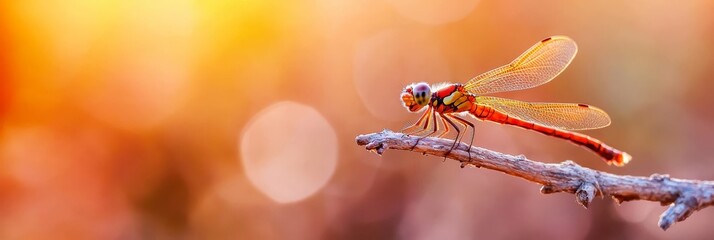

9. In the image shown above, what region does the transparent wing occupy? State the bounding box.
[476,96,611,130]
[464,36,577,94]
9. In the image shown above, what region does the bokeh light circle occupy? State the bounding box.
[239,101,338,203]
[387,0,480,25]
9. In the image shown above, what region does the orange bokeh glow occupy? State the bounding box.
[2,0,714,239]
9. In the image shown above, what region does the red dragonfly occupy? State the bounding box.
[400,36,631,166]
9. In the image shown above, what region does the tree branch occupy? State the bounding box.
[355,130,714,230]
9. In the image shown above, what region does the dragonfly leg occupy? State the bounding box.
[437,115,451,138]
[437,115,455,162]
[441,114,462,162]
[448,114,475,162]
[406,108,434,136]
[411,109,441,150]
[401,107,431,134]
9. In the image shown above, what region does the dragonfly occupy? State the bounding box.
[400,36,631,166]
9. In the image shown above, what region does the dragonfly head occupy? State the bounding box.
[401,82,431,112]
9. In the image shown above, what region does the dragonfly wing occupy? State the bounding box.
[476,96,611,130]
[464,36,577,95]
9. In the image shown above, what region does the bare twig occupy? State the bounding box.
[355,130,714,230]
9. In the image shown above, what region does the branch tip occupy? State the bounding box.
[363,140,388,155]
[658,198,694,230]
[540,186,557,194]
[659,195,701,230]
[355,134,369,146]
[576,183,596,209]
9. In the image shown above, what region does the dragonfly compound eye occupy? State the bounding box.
[401,82,431,112]
[412,82,431,106]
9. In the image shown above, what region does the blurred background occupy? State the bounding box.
[2,0,714,239]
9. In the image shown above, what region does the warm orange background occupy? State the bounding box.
[2,0,714,239]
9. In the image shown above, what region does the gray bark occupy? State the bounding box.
[355,130,714,230]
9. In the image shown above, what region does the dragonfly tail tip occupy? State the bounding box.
[621,152,632,164]
[612,152,632,167]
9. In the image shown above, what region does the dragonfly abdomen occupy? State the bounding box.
[470,105,631,166]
